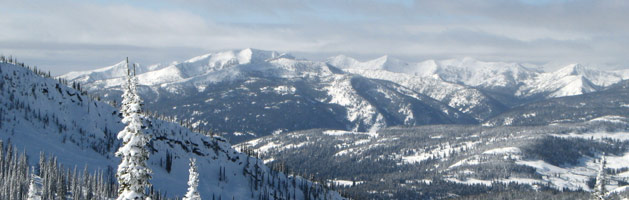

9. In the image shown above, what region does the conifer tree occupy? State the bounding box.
[593,155,607,200]
[115,58,152,200]
[26,179,39,200]
[120,58,134,120]
[27,167,40,200]
[183,158,201,200]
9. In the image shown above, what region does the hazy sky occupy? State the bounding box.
[1,0,629,74]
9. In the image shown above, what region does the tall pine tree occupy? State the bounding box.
[26,179,39,200]
[183,158,201,200]
[115,58,153,200]
[120,59,134,120]
[26,167,40,200]
[593,155,607,200]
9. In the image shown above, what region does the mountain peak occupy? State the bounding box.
[550,63,622,87]
[184,48,287,66]
[439,57,480,68]
[547,74,598,97]
[327,54,406,70]
[59,59,144,83]
[367,55,389,67]
[374,55,390,62]
[326,55,361,69]
[555,63,589,76]
[461,56,478,63]
[237,48,288,63]
[365,55,408,71]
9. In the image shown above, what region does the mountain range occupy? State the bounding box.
[60,48,629,142]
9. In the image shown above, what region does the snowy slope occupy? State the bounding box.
[61,60,170,85]
[340,68,507,120]
[517,63,621,98]
[0,61,344,199]
[326,55,435,74]
[61,49,475,142]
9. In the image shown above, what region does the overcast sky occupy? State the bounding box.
[1,0,628,74]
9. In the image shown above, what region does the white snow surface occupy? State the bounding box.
[445,177,542,187]
[328,179,364,187]
[552,131,629,142]
[588,115,629,124]
[482,147,521,155]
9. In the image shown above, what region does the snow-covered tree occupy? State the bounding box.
[593,155,607,200]
[183,158,201,200]
[27,179,40,200]
[120,58,134,120]
[27,167,41,200]
[129,63,142,110]
[116,58,153,200]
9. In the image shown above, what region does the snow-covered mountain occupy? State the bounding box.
[60,49,288,89]
[337,68,507,120]
[328,56,537,93]
[61,49,476,142]
[60,49,629,140]
[486,79,629,126]
[517,63,622,98]
[326,55,435,74]
[328,55,628,106]
[0,61,344,199]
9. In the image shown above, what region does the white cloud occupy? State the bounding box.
[1,0,629,74]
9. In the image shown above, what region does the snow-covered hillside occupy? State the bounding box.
[326,55,629,131]
[340,68,507,120]
[245,119,629,199]
[0,61,344,199]
[61,49,476,142]
[517,63,621,98]
[485,79,629,126]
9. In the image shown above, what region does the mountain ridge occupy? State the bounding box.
[61,49,477,142]
[58,49,629,142]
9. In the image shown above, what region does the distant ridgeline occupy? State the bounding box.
[0,56,346,200]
